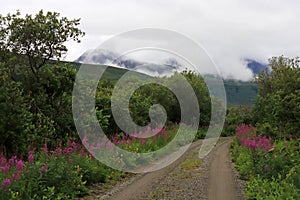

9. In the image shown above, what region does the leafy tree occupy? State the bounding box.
[181,70,211,126]
[222,105,253,136]
[0,63,33,155]
[253,56,300,138]
[93,70,213,136]
[255,56,300,97]
[0,10,85,79]
[0,10,85,152]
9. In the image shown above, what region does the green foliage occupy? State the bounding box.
[0,10,84,78]
[224,80,258,106]
[181,70,212,126]
[129,83,180,126]
[231,126,300,199]
[94,70,212,137]
[70,155,107,185]
[16,158,88,199]
[222,105,253,136]
[0,9,85,153]
[0,62,79,152]
[33,64,78,144]
[256,56,300,97]
[230,56,300,199]
[232,145,254,179]
[0,64,33,155]
[246,175,299,200]
[253,56,300,138]
[0,142,125,200]
[194,129,207,140]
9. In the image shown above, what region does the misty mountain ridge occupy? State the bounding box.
[245,59,268,75]
[75,49,268,78]
[75,49,184,77]
[75,49,259,106]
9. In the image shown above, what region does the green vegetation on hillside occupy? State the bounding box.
[224,80,258,106]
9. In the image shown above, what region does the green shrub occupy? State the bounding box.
[246,175,300,200]
[234,146,254,179]
[254,56,300,139]
[222,105,253,137]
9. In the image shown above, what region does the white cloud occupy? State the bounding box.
[1,0,300,80]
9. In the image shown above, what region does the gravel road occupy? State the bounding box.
[82,138,245,200]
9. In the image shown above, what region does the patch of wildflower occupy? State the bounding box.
[235,124,273,151]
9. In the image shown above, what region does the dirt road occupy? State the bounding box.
[207,140,244,200]
[86,138,245,200]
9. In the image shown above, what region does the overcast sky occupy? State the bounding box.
[1,0,300,80]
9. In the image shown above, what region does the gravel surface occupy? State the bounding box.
[80,138,246,200]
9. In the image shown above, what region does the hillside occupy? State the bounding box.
[224,80,258,106]
[71,62,258,107]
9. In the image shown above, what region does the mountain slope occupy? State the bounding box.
[76,49,268,77]
[72,62,257,106]
[74,50,259,106]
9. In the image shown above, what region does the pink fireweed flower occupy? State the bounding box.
[0,164,10,173]
[71,141,78,151]
[12,173,20,181]
[8,156,16,166]
[245,138,256,149]
[139,138,147,145]
[235,124,255,138]
[63,147,73,155]
[55,147,62,157]
[122,134,126,141]
[257,136,272,151]
[0,156,6,165]
[263,145,271,151]
[82,136,88,146]
[79,149,88,157]
[42,143,48,153]
[238,133,273,151]
[284,141,289,147]
[40,163,47,174]
[28,150,35,163]
[130,135,137,141]
[111,137,118,145]
[2,178,11,187]
[16,160,24,171]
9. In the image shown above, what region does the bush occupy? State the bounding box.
[0,64,33,156]
[253,56,300,139]
[0,141,125,199]
[246,175,299,200]
[231,124,300,199]
[222,105,253,137]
